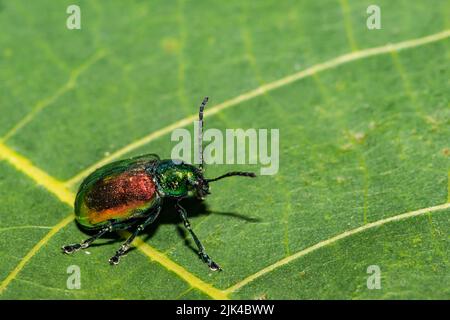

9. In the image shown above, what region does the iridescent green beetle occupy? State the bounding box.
[62,97,256,270]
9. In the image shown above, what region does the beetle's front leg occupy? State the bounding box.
[109,207,161,265]
[175,201,221,271]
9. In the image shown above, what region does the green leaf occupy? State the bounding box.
[0,0,449,299]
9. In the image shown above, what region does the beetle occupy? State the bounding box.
[62,97,256,271]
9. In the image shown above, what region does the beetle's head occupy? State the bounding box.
[187,167,210,200]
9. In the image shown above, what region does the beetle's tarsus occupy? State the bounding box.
[199,252,222,271]
[109,255,121,265]
[208,261,222,271]
[61,244,81,254]
[61,226,111,256]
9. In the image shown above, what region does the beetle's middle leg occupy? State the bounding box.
[108,206,161,265]
[62,223,113,254]
[176,201,221,271]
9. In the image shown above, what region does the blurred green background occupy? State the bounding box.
[0,0,449,299]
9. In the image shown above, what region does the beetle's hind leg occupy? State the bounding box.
[62,224,113,254]
[108,207,161,265]
[176,201,222,271]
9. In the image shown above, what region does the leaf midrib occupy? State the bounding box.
[0,143,227,300]
[2,143,449,297]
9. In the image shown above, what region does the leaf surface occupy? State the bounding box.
[0,0,449,299]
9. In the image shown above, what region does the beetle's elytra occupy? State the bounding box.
[62,97,256,271]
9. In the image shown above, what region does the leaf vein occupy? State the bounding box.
[338,0,359,51]
[65,29,450,187]
[224,202,450,294]
[0,143,227,300]
[1,50,107,142]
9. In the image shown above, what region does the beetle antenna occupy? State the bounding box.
[206,171,256,182]
[198,96,208,171]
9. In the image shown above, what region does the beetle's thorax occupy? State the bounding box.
[153,160,208,198]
